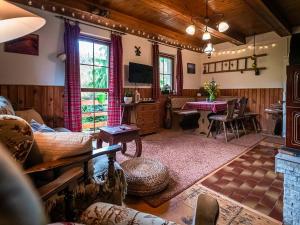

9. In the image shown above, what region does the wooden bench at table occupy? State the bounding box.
[170,97,200,130]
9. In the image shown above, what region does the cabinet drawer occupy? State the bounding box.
[137,104,159,112]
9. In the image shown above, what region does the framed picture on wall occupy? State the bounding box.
[4,34,39,56]
[230,60,237,71]
[187,63,196,74]
[223,61,229,71]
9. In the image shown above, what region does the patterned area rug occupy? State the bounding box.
[160,183,281,225]
[117,130,266,207]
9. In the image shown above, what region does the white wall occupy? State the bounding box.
[0,4,202,89]
[0,7,65,86]
[200,32,289,89]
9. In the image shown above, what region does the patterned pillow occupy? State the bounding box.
[0,96,15,115]
[30,119,55,133]
[0,115,34,165]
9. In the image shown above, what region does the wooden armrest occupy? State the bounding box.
[38,167,83,200]
[25,145,122,175]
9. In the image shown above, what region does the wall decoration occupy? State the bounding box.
[134,46,141,56]
[223,61,229,71]
[4,34,39,56]
[203,53,267,74]
[230,60,237,71]
[216,62,222,72]
[187,63,196,74]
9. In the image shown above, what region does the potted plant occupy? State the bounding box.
[203,80,219,102]
[124,90,133,104]
[161,84,171,95]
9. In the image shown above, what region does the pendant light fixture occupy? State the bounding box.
[0,0,46,43]
[202,0,211,41]
[202,26,211,41]
[204,42,214,58]
[204,42,214,54]
[185,0,229,38]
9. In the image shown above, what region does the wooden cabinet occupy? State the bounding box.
[286,108,300,149]
[135,103,160,135]
[286,66,300,150]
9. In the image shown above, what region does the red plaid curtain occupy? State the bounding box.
[152,43,160,100]
[108,34,123,126]
[176,48,183,96]
[63,21,82,132]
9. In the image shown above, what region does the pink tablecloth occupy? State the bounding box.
[182,101,227,113]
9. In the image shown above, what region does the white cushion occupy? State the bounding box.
[33,132,93,162]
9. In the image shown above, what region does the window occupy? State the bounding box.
[79,36,110,133]
[159,54,174,90]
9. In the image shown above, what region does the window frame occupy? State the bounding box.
[79,35,111,133]
[159,53,175,91]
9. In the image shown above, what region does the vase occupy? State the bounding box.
[209,94,216,102]
[124,97,133,104]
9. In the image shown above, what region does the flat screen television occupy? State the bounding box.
[128,62,153,84]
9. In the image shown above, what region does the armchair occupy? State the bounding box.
[0,114,126,222]
[0,143,220,225]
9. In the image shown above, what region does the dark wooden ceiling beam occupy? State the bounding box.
[244,0,291,36]
[136,0,246,45]
[12,0,206,50]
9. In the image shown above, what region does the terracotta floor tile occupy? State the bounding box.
[231,167,243,176]
[230,192,246,202]
[202,145,283,222]
[255,203,273,215]
[259,194,277,209]
[242,195,260,208]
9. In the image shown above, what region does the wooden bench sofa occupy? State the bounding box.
[170,97,200,130]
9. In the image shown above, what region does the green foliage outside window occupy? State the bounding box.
[79,39,109,133]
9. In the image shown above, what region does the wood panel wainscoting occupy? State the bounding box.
[0,85,283,134]
[220,88,283,133]
[0,85,64,128]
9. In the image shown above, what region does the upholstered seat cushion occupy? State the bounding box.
[80,202,177,225]
[244,112,259,117]
[209,114,238,122]
[121,158,169,196]
[0,115,34,165]
[33,132,93,162]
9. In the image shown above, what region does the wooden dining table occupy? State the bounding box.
[182,101,228,134]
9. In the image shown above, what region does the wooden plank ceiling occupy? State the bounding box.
[11,0,299,51]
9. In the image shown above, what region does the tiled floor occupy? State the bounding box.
[201,144,283,221]
[124,135,284,225]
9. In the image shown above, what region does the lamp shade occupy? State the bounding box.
[202,31,211,41]
[204,43,214,54]
[185,24,195,35]
[218,21,229,32]
[0,0,46,43]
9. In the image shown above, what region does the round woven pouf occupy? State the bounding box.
[121,158,169,196]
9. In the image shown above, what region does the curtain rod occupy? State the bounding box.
[55,15,126,35]
[148,40,182,50]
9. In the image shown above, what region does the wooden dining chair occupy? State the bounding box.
[207,99,238,142]
[234,97,248,138]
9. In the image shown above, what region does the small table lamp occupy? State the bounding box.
[0,0,46,43]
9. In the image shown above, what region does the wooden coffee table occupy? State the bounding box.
[97,125,142,157]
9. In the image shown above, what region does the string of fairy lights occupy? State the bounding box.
[25,0,203,52]
[211,42,277,57]
[25,0,279,56]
